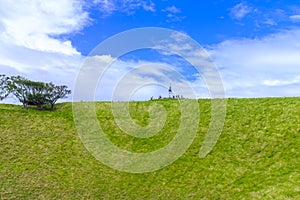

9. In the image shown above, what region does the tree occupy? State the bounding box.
[7,76,48,110]
[0,74,9,100]
[7,76,71,110]
[6,76,31,109]
[27,81,49,110]
[45,82,71,110]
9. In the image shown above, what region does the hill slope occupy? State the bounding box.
[0,98,300,199]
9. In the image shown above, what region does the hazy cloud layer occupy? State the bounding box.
[209,29,300,97]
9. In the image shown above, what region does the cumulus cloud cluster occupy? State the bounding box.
[0,0,89,55]
[0,0,89,103]
[209,29,300,97]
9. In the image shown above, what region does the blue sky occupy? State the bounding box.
[71,0,300,55]
[0,0,300,102]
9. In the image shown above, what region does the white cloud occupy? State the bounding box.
[93,0,156,16]
[2,0,300,104]
[74,55,199,101]
[209,29,300,97]
[262,18,277,26]
[142,1,156,12]
[263,76,300,86]
[0,0,89,55]
[162,5,185,22]
[290,15,300,22]
[0,0,90,104]
[163,6,181,14]
[230,2,253,19]
[93,0,116,15]
[154,32,224,98]
[147,28,300,98]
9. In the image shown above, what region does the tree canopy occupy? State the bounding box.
[1,75,71,110]
[0,74,9,100]
[45,82,71,110]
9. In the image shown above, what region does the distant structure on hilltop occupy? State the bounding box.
[150,84,184,100]
[168,84,173,98]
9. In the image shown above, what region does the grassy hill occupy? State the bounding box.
[0,98,299,199]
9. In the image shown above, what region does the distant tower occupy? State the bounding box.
[168,84,172,98]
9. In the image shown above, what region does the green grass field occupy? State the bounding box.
[1,98,300,199]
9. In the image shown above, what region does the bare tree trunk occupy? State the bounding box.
[37,104,43,110]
